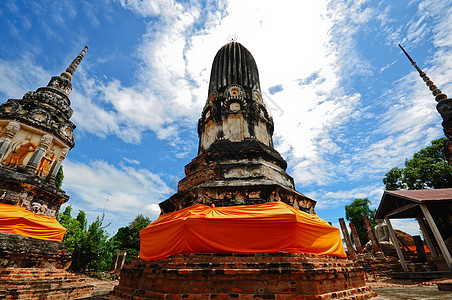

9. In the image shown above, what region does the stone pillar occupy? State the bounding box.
[25,134,53,173]
[0,122,20,159]
[349,222,363,253]
[338,218,356,260]
[363,215,382,253]
[47,148,69,183]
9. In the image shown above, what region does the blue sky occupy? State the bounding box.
[0,0,451,237]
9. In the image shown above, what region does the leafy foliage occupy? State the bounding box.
[344,198,375,245]
[57,206,115,273]
[55,166,64,189]
[383,137,452,190]
[114,214,151,263]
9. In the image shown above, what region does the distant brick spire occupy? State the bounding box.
[60,45,89,81]
[399,44,452,164]
[398,44,447,102]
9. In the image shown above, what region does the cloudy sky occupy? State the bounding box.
[0,0,451,237]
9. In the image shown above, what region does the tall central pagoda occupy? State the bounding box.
[160,42,316,214]
[114,42,376,300]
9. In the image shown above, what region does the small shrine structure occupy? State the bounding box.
[375,188,452,273]
[0,47,93,299]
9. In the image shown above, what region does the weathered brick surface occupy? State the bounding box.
[111,253,377,299]
[0,233,70,269]
[177,153,221,193]
[0,268,93,299]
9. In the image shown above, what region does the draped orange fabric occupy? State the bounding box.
[140,201,346,260]
[0,203,67,241]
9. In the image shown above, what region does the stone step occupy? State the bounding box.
[112,285,376,299]
[127,261,356,270]
[0,268,93,300]
[128,254,356,269]
[112,254,374,299]
[152,253,348,262]
[0,285,93,300]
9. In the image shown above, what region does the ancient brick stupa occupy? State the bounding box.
[0,47,93,299]
[113,42,376,299]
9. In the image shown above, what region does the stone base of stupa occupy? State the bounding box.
[0,233,93,299]
[0,268,93,299]
[111,253,377,299]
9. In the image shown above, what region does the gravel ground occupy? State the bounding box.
[367,276,452,299]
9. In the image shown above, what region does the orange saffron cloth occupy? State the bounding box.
[140,201,346,261]
[0,203,67,241]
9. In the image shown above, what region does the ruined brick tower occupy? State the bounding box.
[160,42,316,214]
[0,46,87,217]
[0,47,93,299]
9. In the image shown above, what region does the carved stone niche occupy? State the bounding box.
[0,100,20,114]
[29,109,50,125]
[58,123,74,141]
[222,85,247,113]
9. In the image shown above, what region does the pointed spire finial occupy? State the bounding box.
[398,44,447,102]
[227,34,238,43]
[61,45,89,82]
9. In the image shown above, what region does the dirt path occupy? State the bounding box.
[366,276,452,299]
[77,273,118,297]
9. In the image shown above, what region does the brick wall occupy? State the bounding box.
[0,268,93,300]
[112,253,377,299]
[178,154,220,193]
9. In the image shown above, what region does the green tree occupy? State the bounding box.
[383,137,452,190]
[344,198,375,245]
[55,166,64,189]
[114,214,151,263]
[57,206,84,253]
[57,206,115,273]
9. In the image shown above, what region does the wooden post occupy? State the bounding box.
[420,204,452,271]
[416,215,438,258]
[385,217,409,272]
[363,215,382,253]
[339,218,357,260]
[413,235,427,262]
[349,222,363,253]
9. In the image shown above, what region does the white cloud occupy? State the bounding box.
[308,184,384,210]
[123,157,140,165]
[61,159,173,230]
[390,219,421,237]
[0,57,50,100]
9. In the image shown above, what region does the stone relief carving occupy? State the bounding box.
[222,85,247,112]
[59,147,69,160]
[30,109,50,124]
[36,145,56,176]
[2,133,37,167]
[2,122,20,140]
[38,134,53,150]
[0,100,20,114]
